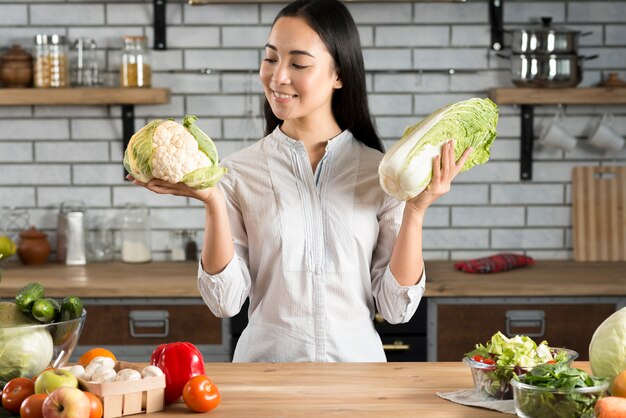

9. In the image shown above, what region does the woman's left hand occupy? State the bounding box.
[406,140,472,213]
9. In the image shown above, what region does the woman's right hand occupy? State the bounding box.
[126,175,221,206]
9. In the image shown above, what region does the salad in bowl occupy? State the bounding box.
[463,331,578,400]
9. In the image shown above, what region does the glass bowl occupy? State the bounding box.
[462,347,579,400]
[511,375,608,418]
[0,309,86,383]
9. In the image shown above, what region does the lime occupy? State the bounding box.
[0,235,17,259]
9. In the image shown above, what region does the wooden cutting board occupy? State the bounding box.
[572,166,626,261]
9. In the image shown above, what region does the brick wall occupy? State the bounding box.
[0,0,624,261]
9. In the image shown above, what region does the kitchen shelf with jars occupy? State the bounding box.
[0,35,170,176]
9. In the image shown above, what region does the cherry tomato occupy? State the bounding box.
[182,375,221,413]
[19,393,47,418]
[482,358,496,365]
[471,354,484,362]
[84,392,104,418]
[2,377,35,414]
[546,360,557,364]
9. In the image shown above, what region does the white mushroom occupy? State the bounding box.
[141,365,164,378]
[116,368,142,382]
[60,364,86,380]
[89,356,116,369]
[91,365,117,383]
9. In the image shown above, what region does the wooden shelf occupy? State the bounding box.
[488,87,626,181]
[488,87,626,105]
[0,87,170,106]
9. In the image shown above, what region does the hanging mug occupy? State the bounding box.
[587,112,625,152]
[538,106,577,151]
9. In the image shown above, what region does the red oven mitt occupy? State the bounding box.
[454,253,535,274]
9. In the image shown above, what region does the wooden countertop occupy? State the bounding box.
[1,260,625,298]
[147,361,591,417]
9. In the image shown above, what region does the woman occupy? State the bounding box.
[132,0,471,362]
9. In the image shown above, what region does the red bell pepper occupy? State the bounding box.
[150,342,206,404]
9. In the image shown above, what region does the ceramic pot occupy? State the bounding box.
[0,44,33,88]
[18,226,51,265]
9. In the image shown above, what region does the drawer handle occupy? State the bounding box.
[374,313,385,324]
[383,340,410,351]
[505,310,545,338]
[129,310,170,338]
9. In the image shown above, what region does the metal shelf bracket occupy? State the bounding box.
[489,0,504,50]
[122,105,135,178]
[154,0,167,50]
[520,105,535,180]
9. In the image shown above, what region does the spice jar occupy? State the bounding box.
[34,34,69,88]
[0,44,33,88]
[120,36,151,88]
[17,226,51,266]
[121,203,151,263]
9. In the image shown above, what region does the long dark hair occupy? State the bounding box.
[262,0,384,153]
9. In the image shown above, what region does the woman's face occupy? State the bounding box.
[260,16,342,126]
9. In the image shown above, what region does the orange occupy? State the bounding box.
[613,370,626,398]
[78,348,117,367]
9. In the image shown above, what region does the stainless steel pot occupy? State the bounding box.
[508,17,592,54]
[506,53,597,88]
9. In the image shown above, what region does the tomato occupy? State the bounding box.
[182,375,221,413]
[546,360,557,364]
[2,377,35,414]
[471,354,484,362]
[482,358,496,365]
[19,393,47,418]
[84,392,103,418]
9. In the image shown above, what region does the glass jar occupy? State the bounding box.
[120,36,151,88]
[33,34,50,88]
[169,230,186,261]
[121,204,151,263]
[34,34,69,88]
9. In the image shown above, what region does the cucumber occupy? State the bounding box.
[31,297,61,323]
[15,282,45,313]
[59,296,83,321]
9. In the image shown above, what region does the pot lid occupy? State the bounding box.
[0,44,32,62]
[20,226,47,239]
[517,17,582,34]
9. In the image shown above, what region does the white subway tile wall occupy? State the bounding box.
[0,0,624,262]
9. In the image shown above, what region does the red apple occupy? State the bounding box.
[34,369,78,394]
[42,387,91,418]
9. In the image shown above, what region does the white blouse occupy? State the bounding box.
[198,127,425,362]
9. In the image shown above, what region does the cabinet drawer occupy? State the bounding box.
[435,303,615,361]
[80,303,222,346]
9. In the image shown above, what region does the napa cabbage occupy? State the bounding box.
[379,98,498,201]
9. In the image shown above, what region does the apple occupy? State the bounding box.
[34,369,78,394]
[42,387,91,418]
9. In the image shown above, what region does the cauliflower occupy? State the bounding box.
[124,115,226,189]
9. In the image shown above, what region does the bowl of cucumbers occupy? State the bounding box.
[0,282,86,384]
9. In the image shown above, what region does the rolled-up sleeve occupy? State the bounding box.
[197,252,251,318]
[197,162,251,318]
[371,194,425,324]
[375,265,425,324]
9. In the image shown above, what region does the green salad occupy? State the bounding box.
[512,362,609,418]
[465,331,574,399]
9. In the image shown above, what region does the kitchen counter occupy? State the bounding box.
[147,361,591,417]
[1,260,625,298]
